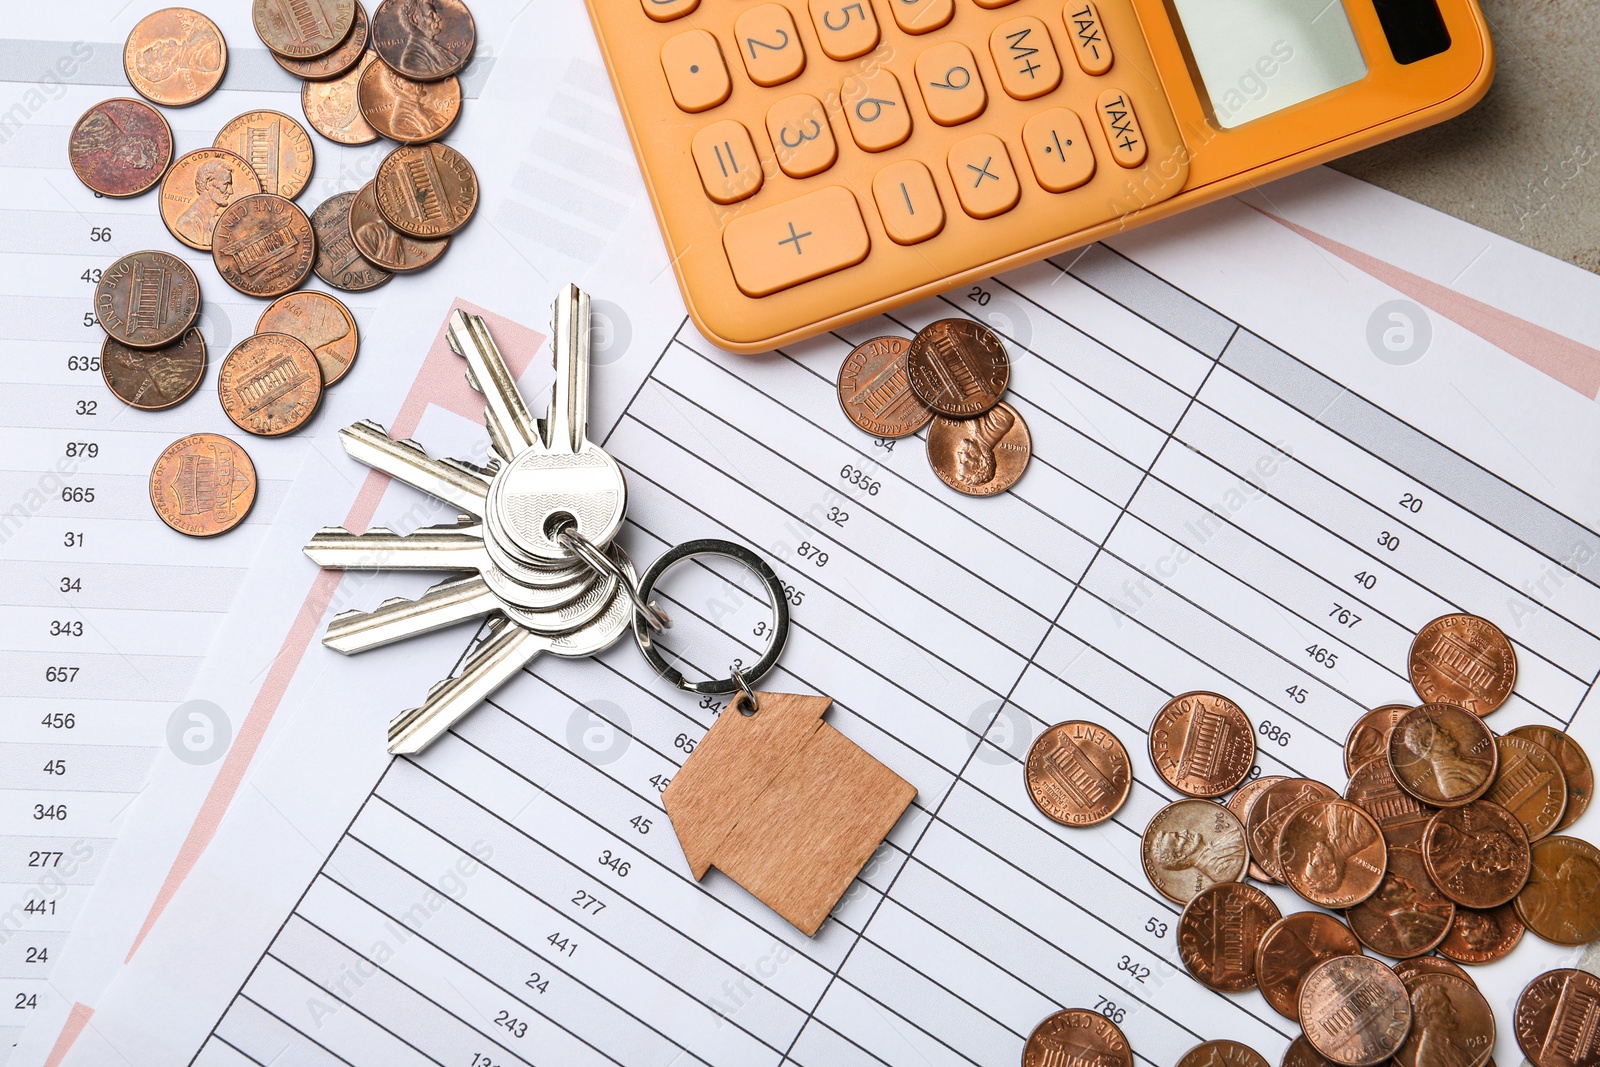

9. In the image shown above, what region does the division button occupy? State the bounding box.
[1023,107,1095,191]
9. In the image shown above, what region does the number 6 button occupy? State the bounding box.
[916,42,987,126]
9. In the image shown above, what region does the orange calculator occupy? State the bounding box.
[583,0,1492,353]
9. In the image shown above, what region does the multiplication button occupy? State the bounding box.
[723,186,870,296]
[947,133,1020,218]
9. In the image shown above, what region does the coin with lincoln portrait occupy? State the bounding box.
[927,403,1030,496]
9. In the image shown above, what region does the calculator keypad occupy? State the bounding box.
[873,160,945,243]
[888,0,954,35]
[735,4,808,86]
[947,133,1020,218]
[1095,88,1146,166]
[662,29,731,112]
[989,17,1061,100]
[767,94,839,177]
[693,120,764,203]
[641,0,698,22]
[723,186,870,296]
[842,70,913,151]
[1022,108,1095,191]
[808,0,881,59]
[1064,1,1113,74]
[916,41,988,125]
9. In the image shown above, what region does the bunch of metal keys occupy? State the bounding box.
[304,285,672,754]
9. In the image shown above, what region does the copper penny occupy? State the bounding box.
[1024,721,1131,827]
[928,404,1031,497]
[371,0,477,81]
[906,319,1009,417]
[1408,613,1516,715]
[348,180,449,271]
[68,99,173,198]
[1277,798,1388,908]
[1487,734,1568,841]
[1021,1009,1132,1067]
[1255,912,1364,1020]
[159,148,261,252]
[149,433,256,537]
[1391,972,1495,1067]
[1346,842,1455,958]
[214,110,315,200]
[358,60,461,143]
[1245,778,1338,883]
[1177,881,1280,992]
[273,0,368,78]
[1514,968,1600,1067]
[253,0,355,59]
[374,142,478,237]
[1346,756,1435,849]
[302,52,381,146]
[1149,691,1256,798]
[1388,704,1497,808]
[219,333,323,437]
[1509,725,1593,832]
[1392,955,1470,985]
[1177,1042,1269,1067]
[311,190,391,291]
[1228,774,1285,883]
[102,329,206,410]
[257,292,359,387]
[212,193,317,298]
[1422,800,1530,908]
[124,9,226,107]
[94,251,200,350]
[836,336,932,439]
[1298,956,1412,1067]
[1345,704,1414,776]
[1282,1037,1341,1067]
[1142,799,1247,903]
[1437,902,1524,964]
[1516,835,1600,945]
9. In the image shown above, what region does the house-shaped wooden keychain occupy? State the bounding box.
[663,691,917,935]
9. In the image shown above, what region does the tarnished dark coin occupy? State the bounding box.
[1141,799,1247,903]
[150,433,256,537]
[94,251,200,349]
[1487,734,1568,841]
[347,180,449,272]
[1228,774,1285,883]
[1409,613,1516,715]
[1346,842,1455,958]
[1516,835,1600,945]
[1392,954,1471,985]
[124,8,226,107]
[1422,800,1530,908]
[1509,724,1593,832]
[1515,968,1600,1067]
[375,142,478,237]
[371,0,476,81]
[68,99,173,198]
[906,319,1009,417]
[253,0,355,59]
[1246,778,1338,883]
[212,193,317,298]
[836,336,931,439]
[1346,704,1414,776]
[1346,755,1435,848]
[1391,972,1495,1067]
[1254,911,1364,1020]
[312,190,391,291]
[1277,798,1388,908]
[358,59,461,143]
[1025,721,1131,827]
[159,148,261,251]
[928,404,1031,496]
[1177,1041,1269,1067]
[1282,1037,1341,1067]
[214,110,315,199]
[1437,902,1524,964]
[102,329,206,410]
[1149,691,1255,798]
[1298,956,1412,1067]
[257,292,359,387]
[1388,703,1497,808]
[218,333,323,437]
[1177,881,1280,992]
[272,0,368,78]
[302,52,381,146]
[1021,1009,1133,1067]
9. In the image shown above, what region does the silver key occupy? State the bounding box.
[324,575,499,655]
[304,522,489,571]
[339,420,490,518]
[447,310,539,458]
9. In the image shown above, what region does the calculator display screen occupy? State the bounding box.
[1168,0,1368,129]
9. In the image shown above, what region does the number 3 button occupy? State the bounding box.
[767,94,837,178]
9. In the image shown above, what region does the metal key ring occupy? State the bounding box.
[633,539,790,697]
[558,528,671,631]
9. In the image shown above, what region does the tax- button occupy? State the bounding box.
[661,30,731,113]
[947,133,1020,218]
[1096,87,1146,166]
[735,4,807,87]
[916,42,987,126]
[724,186,871,297]
[692,120,763,204]
[1064,1,1113,75]
[989,17,1061,100]
[1023,108,1095,191]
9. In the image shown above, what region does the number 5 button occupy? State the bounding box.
[809,0,879,61]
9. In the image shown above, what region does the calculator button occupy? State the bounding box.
[972,0,1020,8]
[723,186,870,297]
[661,30,732,113]
[639,0,698,22]
[873,160,944,244]
[989,17,1062,100]
[947,133,1020,218]
[842,70,912,152]
[1063,1,1113,75]
[1096,88,1146,167]
[692,120,764,204]
[1023,108,1095,191]
[809,0,880,61]
[916,42,987,126]
[767,94,838,178]
[735,4,807,87]
[889,0,953,36]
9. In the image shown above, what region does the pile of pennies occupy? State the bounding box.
[67,0,479,537]
[836,319,1032,497]
[1017,611,1600,1067]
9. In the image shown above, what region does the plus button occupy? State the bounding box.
[778,221,813,255]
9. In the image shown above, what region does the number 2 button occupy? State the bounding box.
[737,4,806,87]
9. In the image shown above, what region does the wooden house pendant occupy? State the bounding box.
[662,691,917,935]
